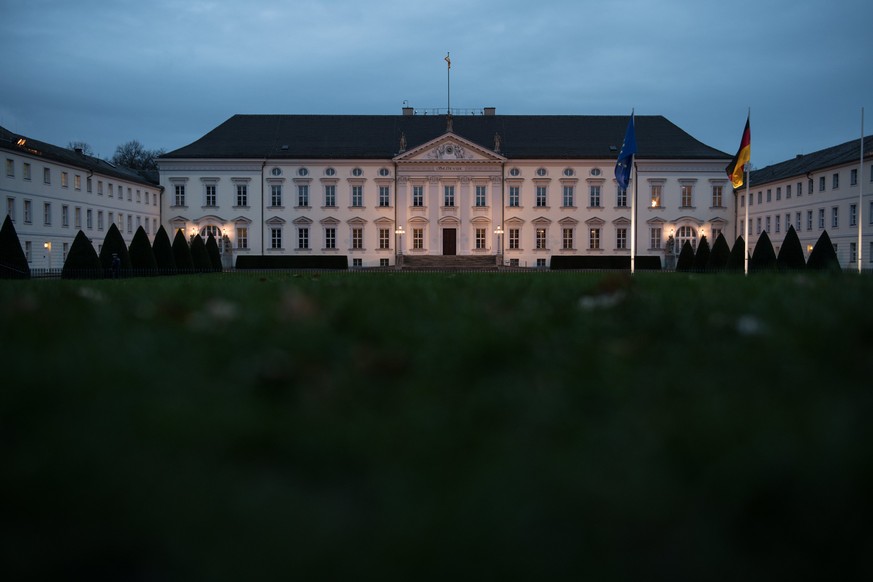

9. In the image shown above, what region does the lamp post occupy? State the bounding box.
[394,225,405,269]
[494,225,504,267]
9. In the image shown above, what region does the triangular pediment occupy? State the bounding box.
[394,132,506,163]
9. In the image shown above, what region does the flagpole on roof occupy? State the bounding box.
[858,107,864,274]
[744,108,751,276]
[445,52,451,114]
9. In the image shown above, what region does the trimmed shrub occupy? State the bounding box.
[549,255,661,270]
[152,226,176,272]
[692,235,711,272]
[172,230,194,272]
[98,223,132,276]
[236,255,349,270]
[777,225,806,271]
[0,215,30,279]
[128,226,158,273]
[750,231,777,272]
[205,234,222,272]
[807,230,841,272]
[62,230,102,279]
[190,234,212,272]
[706,233,731,272]
[675,241,695,272]
[726,236,747,271]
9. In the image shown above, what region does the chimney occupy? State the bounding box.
[402,107,414,116]
[484,107,496,116]
[74,147,83,155]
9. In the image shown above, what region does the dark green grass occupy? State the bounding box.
[2,272,873,580]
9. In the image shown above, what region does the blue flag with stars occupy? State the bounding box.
[615,112,637,190]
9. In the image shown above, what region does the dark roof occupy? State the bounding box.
[0,125,159,187]
[161,114,729,161]
[750,135,873,185]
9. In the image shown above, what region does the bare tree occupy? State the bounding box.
[67,141,94,156]
[111,140,165,171]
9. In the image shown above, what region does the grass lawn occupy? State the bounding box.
[2,271,872,580]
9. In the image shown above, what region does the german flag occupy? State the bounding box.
[726,115,751,188]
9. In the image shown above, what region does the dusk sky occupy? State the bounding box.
[2,0,870,168]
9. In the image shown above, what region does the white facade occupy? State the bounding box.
[2,129,162,270]
[743,138,873,268]
[159,115,733,268]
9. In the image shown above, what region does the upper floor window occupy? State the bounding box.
[650,184,662,208]
[509,168,520,177]
[325,167,336,176]
[5,159,13,177]
[378,168,390,177]
[475,185,486,207]
[297,184,309,207]
[412,185,424,207]
[563,168,574,177]
[833,173,839,189]
[680,184,693,207]
[379,186,390,207]
[589,185,600,207]
[444,185,455,207]
[536,168,547,177]
[712,185,723,207]
[352,167,363,177]
[205,184,217,206]
[297,167,309,177]
[535,186,547,207]
[508,186,520,207]
[43,167,51,184]
[174,184,186,206]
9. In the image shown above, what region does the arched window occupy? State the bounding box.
[200,225,222,240]
[676,225,697,252]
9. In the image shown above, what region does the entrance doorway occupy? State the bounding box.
[442,228,457,255]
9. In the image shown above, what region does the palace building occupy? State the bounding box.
[158,108,734,268]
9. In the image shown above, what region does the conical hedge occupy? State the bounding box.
[128,226,158,273]
[726,236,746,271]
[99,223,132,275]
[0,215,30,279]
[692,235,711,272]
[750,231,777,272]
[777,225,806,271]
[172,229,194,272]
[807,230,841,272]
[190,234,212,272]
[706,233,731,272]
[152,225,176,272]
[205,234,223,272]
[62,230,102,279]
[675,241,695,272]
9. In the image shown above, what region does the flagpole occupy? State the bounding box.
[859,107,864,274]
[744,165,750,276]
[446,52,451,113]
[631,160,637,274]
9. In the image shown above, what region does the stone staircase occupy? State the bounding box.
[400,254,498,270]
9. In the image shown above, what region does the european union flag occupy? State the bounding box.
[614,113,637,190]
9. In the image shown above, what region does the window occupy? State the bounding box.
[650,184,662,207]
[757,191,762,205]
[475,185,486,207]
[44,202,51,226]
[236,227,248,249]
[297,185,309,207]
[536,168,547,176]
[379,186,390,207]
[61,172,69,188]
[23,163,30,180]
[833,173,839,189]
[6,197,14,222]
[562,186,574,207]
[712,228,722,241]
[564,168,575,177]
[808,178,814,194]
[298,167,309,177]
[475,228,487,250]
[413,228,424,249]
[535,186,547,207]
[850,242,857,263]
[508,228,520,250]
[650,227,662,250]
[98,210,104,230]
[379,228,390,249]
[205,184,217,206]
[174,184,186,206]
[766,189,771,203]
[136,189,141,203]
[616,228,627,250]
[508,186,520,207]
[444,185,455,207]
[325,227,336,249]
[63,243,69,262]
[756,217,761,234]
[352,185,363,207]
[536,258,547,268]
[298,227,309,250]
[324,185,336,207]
[352,258,363,268]
[74,207,81,229]
[127,188,132,201]
[798,181,803,196]
[711,185,723,207]
[765,216,771,233]
[380,258,390,267]
[535,228,547,249]
[850,204,857,227]
[144,191,149,205]
[127,215,132,234]
[43,167,51,184]
[25,241,31,263]
[271,185,283,207]
[589,185,600,207]
[378,167,390,177]
[832,207,839,229]
[589,228,601,250]
[236,184,248,206]
[86,209,93,229]
[775,214,781,233]
[796,212,801,231]
[352,168,363,177]
[325,167,336,176]
[412,185,424,207]
[271,227,282,249]
[776,187,781,201]
[680,184,693,207]
[819,176,826,191]
[562,228,573,250]
[851,169,858,186]
[617,187,627,208]
[509,168,520,177]
[24,200,32,224]
[676,226,697,252]
[740,195,745,208]
[97,181,103,195]
[818,208,825,229]
[352,227,363,249]
[807,210,813,231]
[5,158,13,177]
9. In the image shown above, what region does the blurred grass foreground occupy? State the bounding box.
[2,272,872,580]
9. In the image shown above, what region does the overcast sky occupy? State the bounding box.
[1,0,870,168]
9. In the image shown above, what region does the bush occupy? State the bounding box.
[236,255,349,270]
[549,255,661,270]
[0,215,30,279]
[98,223,132,276]
[777,225,806,271]
[726,236,747,271]
[128,226,158,273]
[750,231,777,272]
[205,234,223,272]
[706,233,731,272]
[152,226,176,272]
[807,230,841,272]
[190,234,212,272]
[692,235,711,272]
[675,241,695,272]
[62,230,102,279]
[172,230,194,272]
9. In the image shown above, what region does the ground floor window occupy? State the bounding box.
[562,228,573,250]
[676,225,696,252]
[650,227,662,249]
[325,227,336,249]
[413,228,424,250]
[616,228,627,250]
[509,228,519,249]
[379,228,390,250]
[271,227,282,249]
[475,228,486,249]
[352,227,363,250]
[236,227,248,249]
[589,228,600,250]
